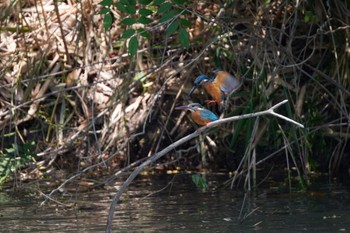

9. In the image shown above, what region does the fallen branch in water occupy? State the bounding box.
[105,99,304,233]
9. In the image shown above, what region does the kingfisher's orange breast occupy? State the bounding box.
[203,82,223,107]
[191,111,212,126]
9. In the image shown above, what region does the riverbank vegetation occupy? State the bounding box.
[1,0,349,192]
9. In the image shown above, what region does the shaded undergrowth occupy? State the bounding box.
[0,0,349,191]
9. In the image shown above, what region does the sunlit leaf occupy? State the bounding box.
[103,13,113,30]
[128,36,138,57]
[166,20,179,35]
[133,71,146,81]
[121,29,135,38]
[5,147,15,153]
[159,10,175,23]
[178,26,189,48]
[157,2,172,14]
[138,16,153,24]
[99,0,113,6]
[121,18,136,25]
[139,8,153,16]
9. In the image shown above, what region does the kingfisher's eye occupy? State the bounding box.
[199,79,208,84]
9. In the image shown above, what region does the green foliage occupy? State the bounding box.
[139,0,152,4]
[157,2,172,13]
[0,141,36,186]
[128,36,139,57]
[121,18,136,25]
[121,29,136,39]
[191,174,208,190]
[166,20,179,35]
[98,0,190,57]
[103,13,113,30]
[137,29,151,39]
[139,8,153,16]
[304,10,316,23]
[99,0,113,6]
[178,27,190,48]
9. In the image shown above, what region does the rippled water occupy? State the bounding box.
[1,174,349,232]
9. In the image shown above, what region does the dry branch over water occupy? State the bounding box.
[105,99,304,232]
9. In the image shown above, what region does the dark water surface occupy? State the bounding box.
[0,174,349,232]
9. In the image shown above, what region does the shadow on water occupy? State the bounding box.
[1,174,350,232]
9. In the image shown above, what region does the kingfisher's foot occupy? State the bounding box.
[205,100,218,105]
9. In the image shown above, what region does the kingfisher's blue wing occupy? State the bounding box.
[199,109,219,121]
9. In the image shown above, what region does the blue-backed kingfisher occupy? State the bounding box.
[175,103,218,126]
[189,71,241,111]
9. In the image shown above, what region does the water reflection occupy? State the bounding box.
[0,174,349,232]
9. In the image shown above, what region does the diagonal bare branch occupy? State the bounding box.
[105,99,304,233]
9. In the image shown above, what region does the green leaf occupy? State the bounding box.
[153,0,165,4]
[157,2,172,14]
[138,16,153,24]
[174,0,185,4]
[5,147,15,153]
[115,2,129,13]
[174,8,184,14]
[178,26,189,48]
[98,7,111,14]
[126,4,136,14]
[178,18,191,27]
[166,20,179,35]
[103,13,113,30]
[121,18,136,25]
[139,8,153,16]
[128,36,138,58]
[304,11,316,23]
[137,29,150,39]
[191,174,208,190]
[121,29,135,38]
[119,0,135,4]
[159,9,175,23]
[139,0,152,4]
[99,0,113,6]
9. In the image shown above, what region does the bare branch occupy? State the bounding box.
[105,99,303,232]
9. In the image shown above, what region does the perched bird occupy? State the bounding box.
[189,70,241,111]
[175,103,218,127]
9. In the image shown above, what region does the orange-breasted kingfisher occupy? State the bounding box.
[175,103,218,127]
[189,71,241,111]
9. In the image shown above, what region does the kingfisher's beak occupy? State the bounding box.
[189,85,198,96]
[175,105,190,110]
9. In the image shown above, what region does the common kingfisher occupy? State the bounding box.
[189,71,241,111]
[175,103,218,126]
